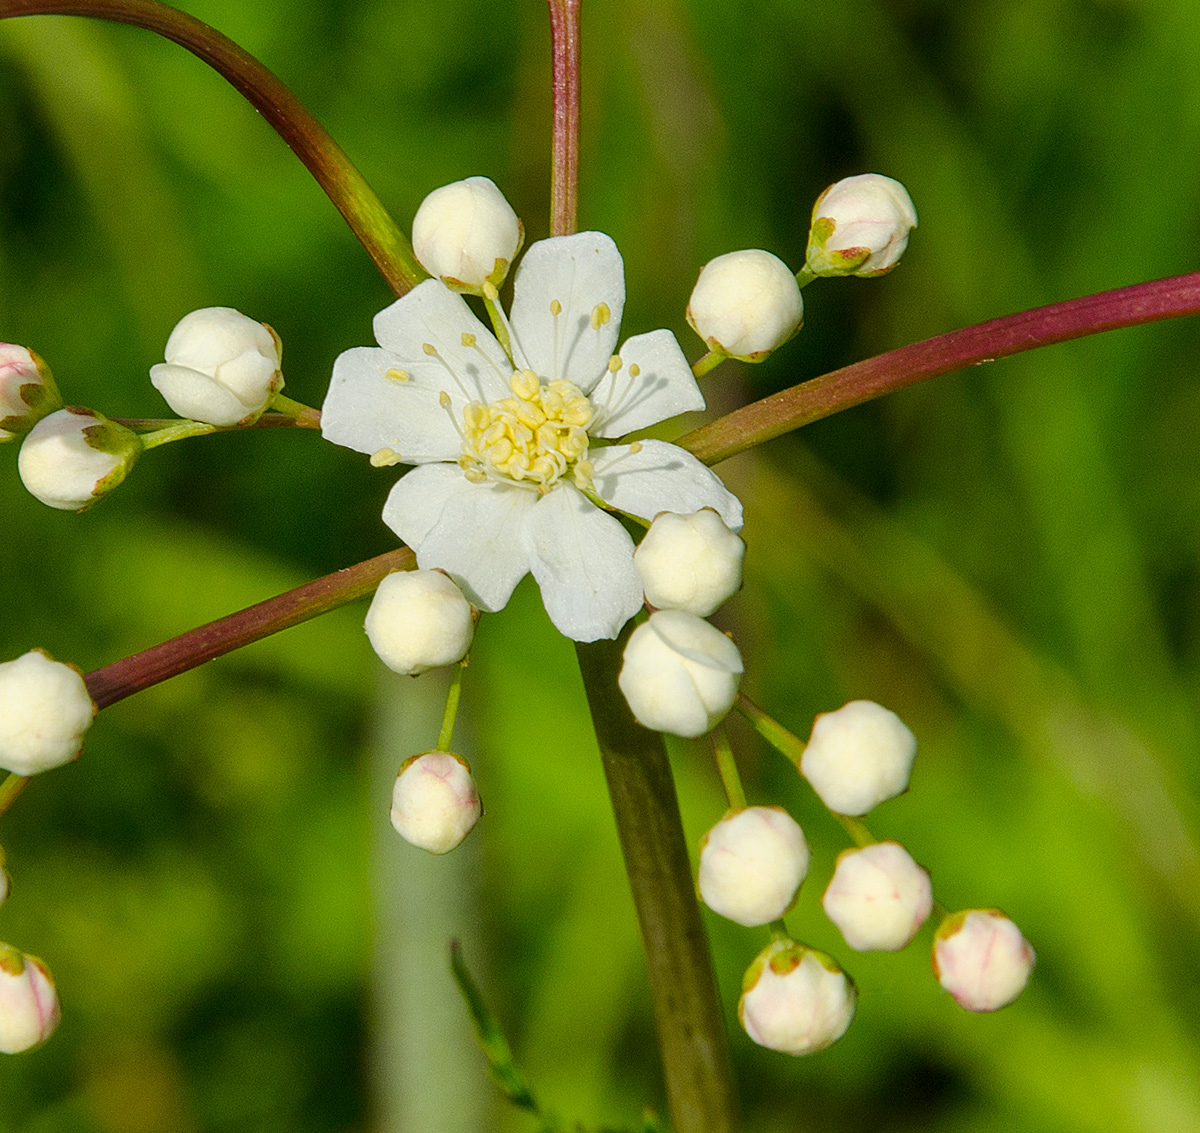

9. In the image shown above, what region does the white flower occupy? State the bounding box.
[390,751,481,854]
[739,939,856,1055]
[365,569,475,676]
[150,307,282,427]
[800,700,916,816]
[698,806,809,927]
[635,508,745,616]
[0,344,60,440]
[0,944,60,1053]
[932,909,1035,1012]
[806,174,917,278]
[412,176,524,293]
[322,231,741,642]
[618,609,743,737]
[18,407,141,511]
[0,649,96,776]
[822,841,933,951]
[686,249,803,361]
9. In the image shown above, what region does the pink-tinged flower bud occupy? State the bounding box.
[698,806,809,927]
[365,570,475,676]
[0,344,61,440]
[806,174,917,278]
[0,649,96,776]
[17,407,141,511]
[412,176,524,293]
[932,909,1035,1012]
[822,841,933,951]
[800,700,916,816]
[686,249,803,362]
[739,939,856,1055]
[0,944,60,1053]
[390,751,481,855]
[635,509,745,618]
[618,610,743,738]
[150,307,283,427]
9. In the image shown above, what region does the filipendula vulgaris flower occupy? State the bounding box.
[322,225,742,642]
[805,174,918,278]
[0,344,61,441]
[0,943,60,1053]
[822,841,933,951]
[932,908,1035,1012]
[390,751,482,854]
[364,569,475,676]
[17,407,142,511]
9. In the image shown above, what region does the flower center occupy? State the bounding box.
[457,369,595,492]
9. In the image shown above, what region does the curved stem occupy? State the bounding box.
[547,0,580,236]
[679,271,1200,465]
[0,774,30,820]
[0,0,423,295]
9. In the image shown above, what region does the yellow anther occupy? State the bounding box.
[439,390,452,410]
[385,368,411,383]
[461,332,477,348]
[608,355,622,373]
[628,363,640,378]
[591,302,611,330]
[423,342,438,357]
[550,299,562,316]
[511,369,541,401]
[482,282,499,301]
[629,441,643,455]
[370,447,403,467]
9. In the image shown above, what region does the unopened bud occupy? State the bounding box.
[150,307,283,427]
[635,509,745,617]
[412,176,524,293]
[618,610,743,738]
[0,345,61,440]
[17,407,141,511]
[739,939,856,1055]
[365,570,475,676]
[0,944,60,1053]
[698,806,809,927]
[822,841,932,951]
[800,700,916,816]
[806,174,917,278]
[0,649,96,776]
[686,249,803,362]
[932,909,1035,1012]
[390,751,481,854]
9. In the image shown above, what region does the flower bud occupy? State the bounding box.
[739,939,856,1055]
[618,610,743,738]
[150,307,283,427]
[698,806,809,927]
[0,649,96,776]
[17,407,141,511]
[0,345,61,440]
[365,570,475,676]
[805,174,917,278]
[686,249,803,362]
[412,176,524,293]
[0,944,60,1053]
[390,751,481,854]
[800,700,916,816]
[635,509,745,617]
[822,841,932,951]
[932,909,1035,1012]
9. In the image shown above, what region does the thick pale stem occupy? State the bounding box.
[0,0,423,295]
[547,0,580,236]
[576,637,738,1133]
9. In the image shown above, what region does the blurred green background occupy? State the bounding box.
[2,0,1200,1129]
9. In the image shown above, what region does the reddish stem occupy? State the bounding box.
[547,0,581,236]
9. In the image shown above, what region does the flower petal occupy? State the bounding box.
[590,440,743,530]
[589,329,705,438]
[381,462,470,548]
[524,483,643,641]
[509,232,625,391]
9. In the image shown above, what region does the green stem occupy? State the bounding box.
[711,726,746,810]
[547,0,581,236]
[110,412,320,431]
[0,0,423,295]
[0,774,30,819]
[269,393,322,429]
[139,419,217,449]
[575,636,738,1133]
[794,266,819,289]
[691,350,727,378]
[737,694,804,770]
[437,663,465,752]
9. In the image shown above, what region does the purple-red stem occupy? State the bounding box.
[547,0,580,237]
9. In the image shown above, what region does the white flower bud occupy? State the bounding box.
[365,570,475,676]
[822,841,932,951]
[0,944,60,1053]
[17,407,141,511]
[686,249,803,362]
[698,806,809,927]
[800,700,916,816]
[150,307,283,427]
[806,174,917,278]
[635,509,745,617]
[0,344,61,440]
[390,751,481,854]
[932,909,1035,1012]
[739,939,856,1055]
[0,650,96,776]
[412,176,524,293]
[618,610,743,738]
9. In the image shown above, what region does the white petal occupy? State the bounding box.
[321,347,462,462]
[509,232,625,391]
[589,329,705,438]
[382,462,470,548]
[524,484,643,641]
[590,440,743,530]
